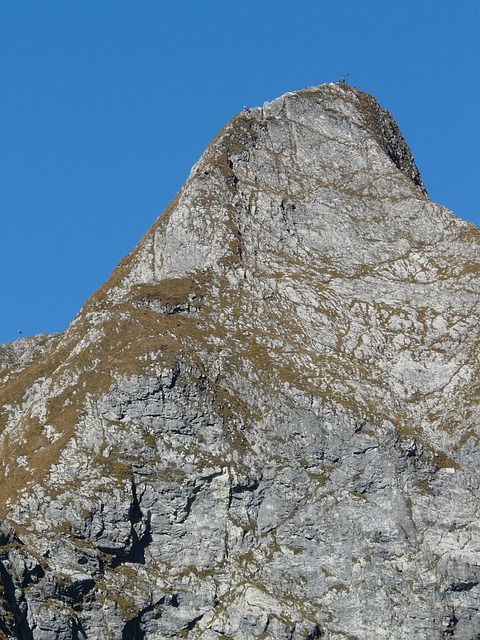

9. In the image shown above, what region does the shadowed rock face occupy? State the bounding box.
[0,83,479,640]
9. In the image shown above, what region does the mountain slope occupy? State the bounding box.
[0,83,479,640]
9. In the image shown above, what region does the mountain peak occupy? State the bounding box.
[261,82,427,194]
[0,85,478,639]
[89,82,432,306]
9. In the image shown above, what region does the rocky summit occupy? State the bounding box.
[0,83,479,640]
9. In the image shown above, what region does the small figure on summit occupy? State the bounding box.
[339,73,350,84]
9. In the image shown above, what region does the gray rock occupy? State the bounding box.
[0,83,479,639]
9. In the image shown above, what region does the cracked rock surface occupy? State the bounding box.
[0,83,479,639]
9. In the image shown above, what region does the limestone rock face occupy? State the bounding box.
[0,83,479,640]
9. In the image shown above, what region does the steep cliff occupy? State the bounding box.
[0,83,479,640]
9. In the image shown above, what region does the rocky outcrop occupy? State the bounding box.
[0,83,479,639]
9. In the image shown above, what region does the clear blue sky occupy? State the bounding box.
[1,0,479,344]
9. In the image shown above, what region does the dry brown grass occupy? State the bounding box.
[0,297,210,513]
